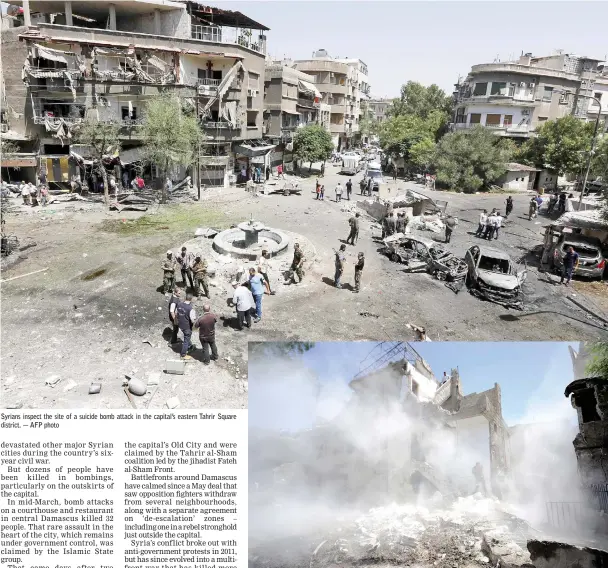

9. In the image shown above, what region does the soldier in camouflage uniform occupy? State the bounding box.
[192,255,210,298]
[289,243,304,284]
[354,252,364,293]
[162,250,177,294]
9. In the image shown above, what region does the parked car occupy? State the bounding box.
[548,234,605,280]
[464,245,527,309]
[360,169,384,192]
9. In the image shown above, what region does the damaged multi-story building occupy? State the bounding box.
[1,0,272,188]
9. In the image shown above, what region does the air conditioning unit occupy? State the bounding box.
[521,109,531,116]
[0,123,8,133]
[247,88,258,97]
[520,82,526,87]
[529,83,536,88]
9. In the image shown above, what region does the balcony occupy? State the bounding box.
[191,25,266,54]
[197,78,220,96]
[453,122,533,136]
[202,121,240,130]
[34,115,83,126]
[460,94,536,106]
[297,97,319,109]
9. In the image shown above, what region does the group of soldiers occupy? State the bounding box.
[381,210,409,238]
[162,246,210,298]
[334,244,365,292]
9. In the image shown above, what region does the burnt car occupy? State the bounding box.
[382,234,468,282]
[547,234,605,281]
[464,245,527,309]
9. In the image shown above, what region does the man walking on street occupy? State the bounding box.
[289,242,305,284]
[444,215,456,243]
[335,182,344,202]
[354,252,364,293]
[505,196,513,218]
[346,213,360,245]
[346,178,352,200]
[194,304,218,365]
[192,255,210,298]
[494,212,503,240]
[168,287,181,344]
[334,244,346,288]
[476,210,488,237]
[176,292,196,360]
[258,249,275,294]
[528,197,538,220]
[231,281,253,330]
[249,267,269,323]
[366,176,373,196]
[162,250,177,294]
[484,213,497,240]
[177,246,194,290]
[320,162,325,177]
[560,246,579,286]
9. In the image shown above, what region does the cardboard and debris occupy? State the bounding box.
[165,396,180,409]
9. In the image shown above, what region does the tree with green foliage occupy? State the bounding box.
[142,93,200,203]
[586,341,608,378]
[409,138,436,172]
[74,119,122,206]
[389,81,453,120]
[519,116,593,179]
[293,124,333,171]
[590,135,608,181]
[359,102,377,141]
[432,126,514,192]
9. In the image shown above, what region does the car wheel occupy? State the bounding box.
[391,253,400,263]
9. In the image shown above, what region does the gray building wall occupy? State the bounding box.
[1,25,30,138]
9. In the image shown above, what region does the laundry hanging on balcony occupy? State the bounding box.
[221,101,238,127]
[42,117,72,145]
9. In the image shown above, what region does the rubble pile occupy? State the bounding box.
[251,497,534,568]
[409,214,445,234]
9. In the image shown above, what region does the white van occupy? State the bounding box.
[341,153,361,175]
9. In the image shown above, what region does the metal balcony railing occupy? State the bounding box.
[33,115,83,125]
[191,25,265,54]
[203,121,240,130]
[197,78,221,87]
[297,97,319,108]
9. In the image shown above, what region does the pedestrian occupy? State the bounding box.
[265,165,270,181]
[444,215,456,243]
[346,178,352,200]
[162,250,177,294]
[354,252,364,293]
[560,245,579,286]
[176,292,196,360]
[165,177,173,195]
[122,170,129,190]
[191,255,210,298]
[472,462,488,496]
[21,182,31,206]
[528,197,538,221]
[346,213,360,245]
[392,164,397,181]
[319,185,325,200]
[484,213,496,240]
[335,182,344,202]
[39,184,49,207]
[231,281,253,330]
[476,210,488,237]
[387,212,397,236]
[315,179,321,200]
[249,267,269,323]
[558,192,566,213]
[255,166,261,183]
[194,304,218,365]
[505,196,513,218]
[334,244,346,288]
[366,176,373,196]
[136,175,145,190]
[240,166,247,183]
[257,249,275,295]
[38,169,47,187]
[494,212,503,240]
[168,287,181,345]
[535,194,543,213]
[289,242,304,284]
[320,162,325,177]
[548,191,558,214]
[277,164,284,179]
[177,246,195,290]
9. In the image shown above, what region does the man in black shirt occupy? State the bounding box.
[194,304,218,365]
[346,178,353,200]
[560,246,579,286]
[354,252,364,293]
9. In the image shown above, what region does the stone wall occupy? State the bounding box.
[1,25,29,136]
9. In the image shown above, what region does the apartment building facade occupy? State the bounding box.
[452,53,607,140]
[294,50,370,151]
[368,97,391,123]
[1,1,271,188]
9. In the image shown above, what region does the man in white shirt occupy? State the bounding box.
[231,281,253,330]
[335,182,344,203]
[494,213,503,240]
[484,213,497,240]
[475,210,487,237]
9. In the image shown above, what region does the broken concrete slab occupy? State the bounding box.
[165,359,186,375]
[88,383,101,395]
[482,530,534,568]
[166,396,180,409]
[45,375,61,387]
[195,227,219,238]
[527,540,608,568]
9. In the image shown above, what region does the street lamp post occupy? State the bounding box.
[555,90,603,205]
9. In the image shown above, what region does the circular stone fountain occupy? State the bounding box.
[213,218,290,260]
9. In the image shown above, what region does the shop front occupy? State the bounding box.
[233,141,276,183]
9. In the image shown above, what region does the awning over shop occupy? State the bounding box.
[298,80,321,99]
[283,109,300,115]
[233,142,276,157]
[1,156,37,168]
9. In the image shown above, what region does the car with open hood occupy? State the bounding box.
[464,245,527,309]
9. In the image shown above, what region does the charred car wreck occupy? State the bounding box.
[464,245,527,309]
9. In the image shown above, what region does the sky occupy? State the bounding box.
[248,341,580,431]
[217,1,608,97]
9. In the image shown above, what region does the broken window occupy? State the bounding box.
[485,114,501,126]
[594,92,602,103]
[503,115,513,126]
[411,380,419,397]
[473,82,488,96]
[121,106,137,120]
[542,86,553,101]
[490,82,507,96]
[538,116,548,123]
[469,113,481,124]
[455,107,466,123]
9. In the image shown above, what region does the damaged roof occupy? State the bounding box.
[554,209,608,232]
[185,2,270,30]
